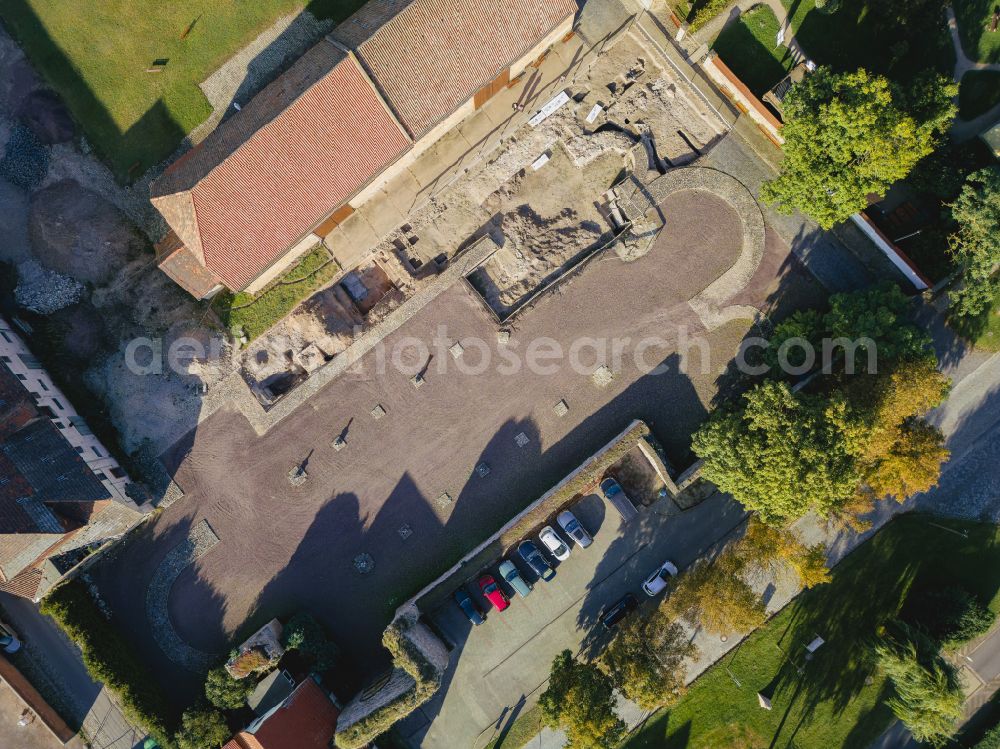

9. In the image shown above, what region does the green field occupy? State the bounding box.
[961,70,1000,120]
[956,0,1000,64]
[625,514,1000,749]
[0,0,365,181]
[712,6,794,97]
[780,0,954,81]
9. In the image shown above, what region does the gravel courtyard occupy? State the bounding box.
[92,180,823,699]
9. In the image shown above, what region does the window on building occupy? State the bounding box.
[70,416,92,436]
[18,353,42,370]
[51,398,63,411]
[92,446,103,457]
[110,466,127,479]
[38,380,49,391]
[0,330,11,342]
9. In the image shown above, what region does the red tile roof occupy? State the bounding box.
[151,41,410,291]
[224,678,340,749]
[334,0,579,136]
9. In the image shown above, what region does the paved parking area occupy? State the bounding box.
[401,492,748,749]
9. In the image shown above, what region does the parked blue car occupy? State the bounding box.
[454,587,485,626]
[518,540,555,581]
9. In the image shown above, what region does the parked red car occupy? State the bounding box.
[478,574,509,611]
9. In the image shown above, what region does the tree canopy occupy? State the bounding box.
[823,282,931,367]
[692,381,860,523]
[663,551,767,635]
[601,608,696,710]
[539,651,625,749]
[175,708,231,749]
[737,517,830,588]
[948,167,1000,319]
[874,622,963,746]
[762,68,955,228]
[204,666,254,710]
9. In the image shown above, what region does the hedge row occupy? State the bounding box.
[334,617,443,749]
[40,581,176,748]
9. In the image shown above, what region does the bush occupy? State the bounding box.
[976,724,1000,749]
[39,581,176,748]
[175,708,230,749]
[0,123,50,191]
[205,666,254,710]
[282,613,340,671]
[689,0,730,30]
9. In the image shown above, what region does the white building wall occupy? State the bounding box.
[0,319,137,507]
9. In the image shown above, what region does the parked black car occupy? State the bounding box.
[600,593,638,629]
[454,587,485,626]
[517,540,555,581]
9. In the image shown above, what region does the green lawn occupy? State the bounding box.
[0,0,365,181]
[961,70,1000,120]
[213,245,339,341]
[483,703,544,749]
[712,6,794,97]
[956,0,1000,64]
[625,514,1000,749]
[781,0,954,81]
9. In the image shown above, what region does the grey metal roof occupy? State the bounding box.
[2,420,110,503]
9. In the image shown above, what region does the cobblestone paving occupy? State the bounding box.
[144,520,221,672]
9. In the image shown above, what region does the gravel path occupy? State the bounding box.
[144,520,221,672]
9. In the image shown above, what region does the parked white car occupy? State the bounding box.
[642,559,679,596]
[539,526,570,561]
[557,510,593,549]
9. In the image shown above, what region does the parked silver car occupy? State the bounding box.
[539,525,570,561]
[498,559,533,598]
[557,510,593,549]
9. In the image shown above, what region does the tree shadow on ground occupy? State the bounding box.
[764,515,1000,742]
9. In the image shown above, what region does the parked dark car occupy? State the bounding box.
[600,477,639,523]
[518,540,555,581]
[600,593,638,630]
[453,588,485,626]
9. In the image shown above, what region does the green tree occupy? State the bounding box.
[663,552,767,635]
[539,651,625,749]
[692,381,859,523]
[204,666,254,710]
[874,622,963,746]
[762,68,955,228]
[282,612,340,671]
[949,167,1000,318]
[175,708,231,749]
[823,282,931,367]
[601,609,696,710]
[762,309,823,375]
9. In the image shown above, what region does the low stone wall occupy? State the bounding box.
[145,519,220,672]
[334,605,450,749]
[199,234,502,436]
[701,53,784,145]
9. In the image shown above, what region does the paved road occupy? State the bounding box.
[869,344,1000,749]
[0,594,146,749]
